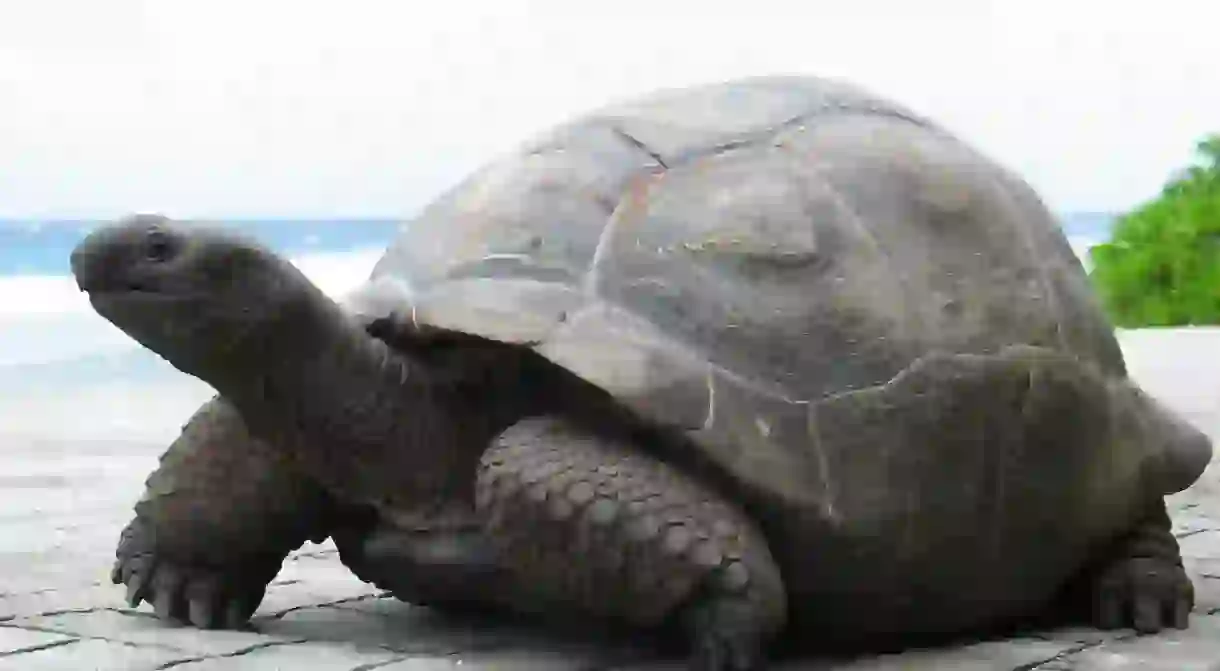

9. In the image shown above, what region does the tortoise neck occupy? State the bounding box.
[214,288,481,511]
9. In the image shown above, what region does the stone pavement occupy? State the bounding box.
[4,330,1220,670]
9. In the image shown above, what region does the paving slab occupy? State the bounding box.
[0,639,186,671]
[3,330,1220,669]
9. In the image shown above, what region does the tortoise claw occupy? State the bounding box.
[186,573,224,629]
[151,567,185,622]
[686,597,767,671]
[125,573,148,608]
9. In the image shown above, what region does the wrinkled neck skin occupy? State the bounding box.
[203,287,494,515]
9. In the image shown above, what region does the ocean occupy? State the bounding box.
[0,214,1112,443]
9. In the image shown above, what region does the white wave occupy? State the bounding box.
[0,246,381,368]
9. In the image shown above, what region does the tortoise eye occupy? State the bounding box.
[145,229,174,262]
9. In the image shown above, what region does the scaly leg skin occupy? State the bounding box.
[1088,499,1194,633]
[113,396,340,629]
[476,417,788,671]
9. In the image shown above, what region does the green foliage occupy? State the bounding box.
[1089,134,1220,327]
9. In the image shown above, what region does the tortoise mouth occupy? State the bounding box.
[75,267,163,295]
[84,281,168,299]
[103,279,156,294]
[85,283,194,309]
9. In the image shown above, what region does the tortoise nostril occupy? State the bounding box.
[145,229,175,263]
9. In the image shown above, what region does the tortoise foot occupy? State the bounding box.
[112,517,271,630]
[1092,556,1192,633]
[1088,501,1193,634]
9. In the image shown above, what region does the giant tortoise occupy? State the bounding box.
[70,75,1213,670]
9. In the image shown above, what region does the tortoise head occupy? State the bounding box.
[70,214,324,375]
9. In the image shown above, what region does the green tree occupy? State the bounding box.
[1089,133,1220,327]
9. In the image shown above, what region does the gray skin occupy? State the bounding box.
[72,76,1213,671]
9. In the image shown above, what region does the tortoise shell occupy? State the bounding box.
[345,75,1210,638]
[351,75,1126,503]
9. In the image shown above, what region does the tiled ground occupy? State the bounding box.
[4,330,1220,670]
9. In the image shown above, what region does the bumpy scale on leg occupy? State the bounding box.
[114,396,339,628]
[1088,499,1194,633]
[475,417,788,671]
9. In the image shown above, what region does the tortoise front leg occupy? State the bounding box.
[1085,498,1194,633]
[114,396,340,628]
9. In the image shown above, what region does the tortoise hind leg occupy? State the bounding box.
[477,417,787,671]
[1083,498,1193,633]
[115,395,341,629]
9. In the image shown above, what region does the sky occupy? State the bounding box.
[1,0,1218,219]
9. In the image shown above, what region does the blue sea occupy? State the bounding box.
[0,214,1113,443]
